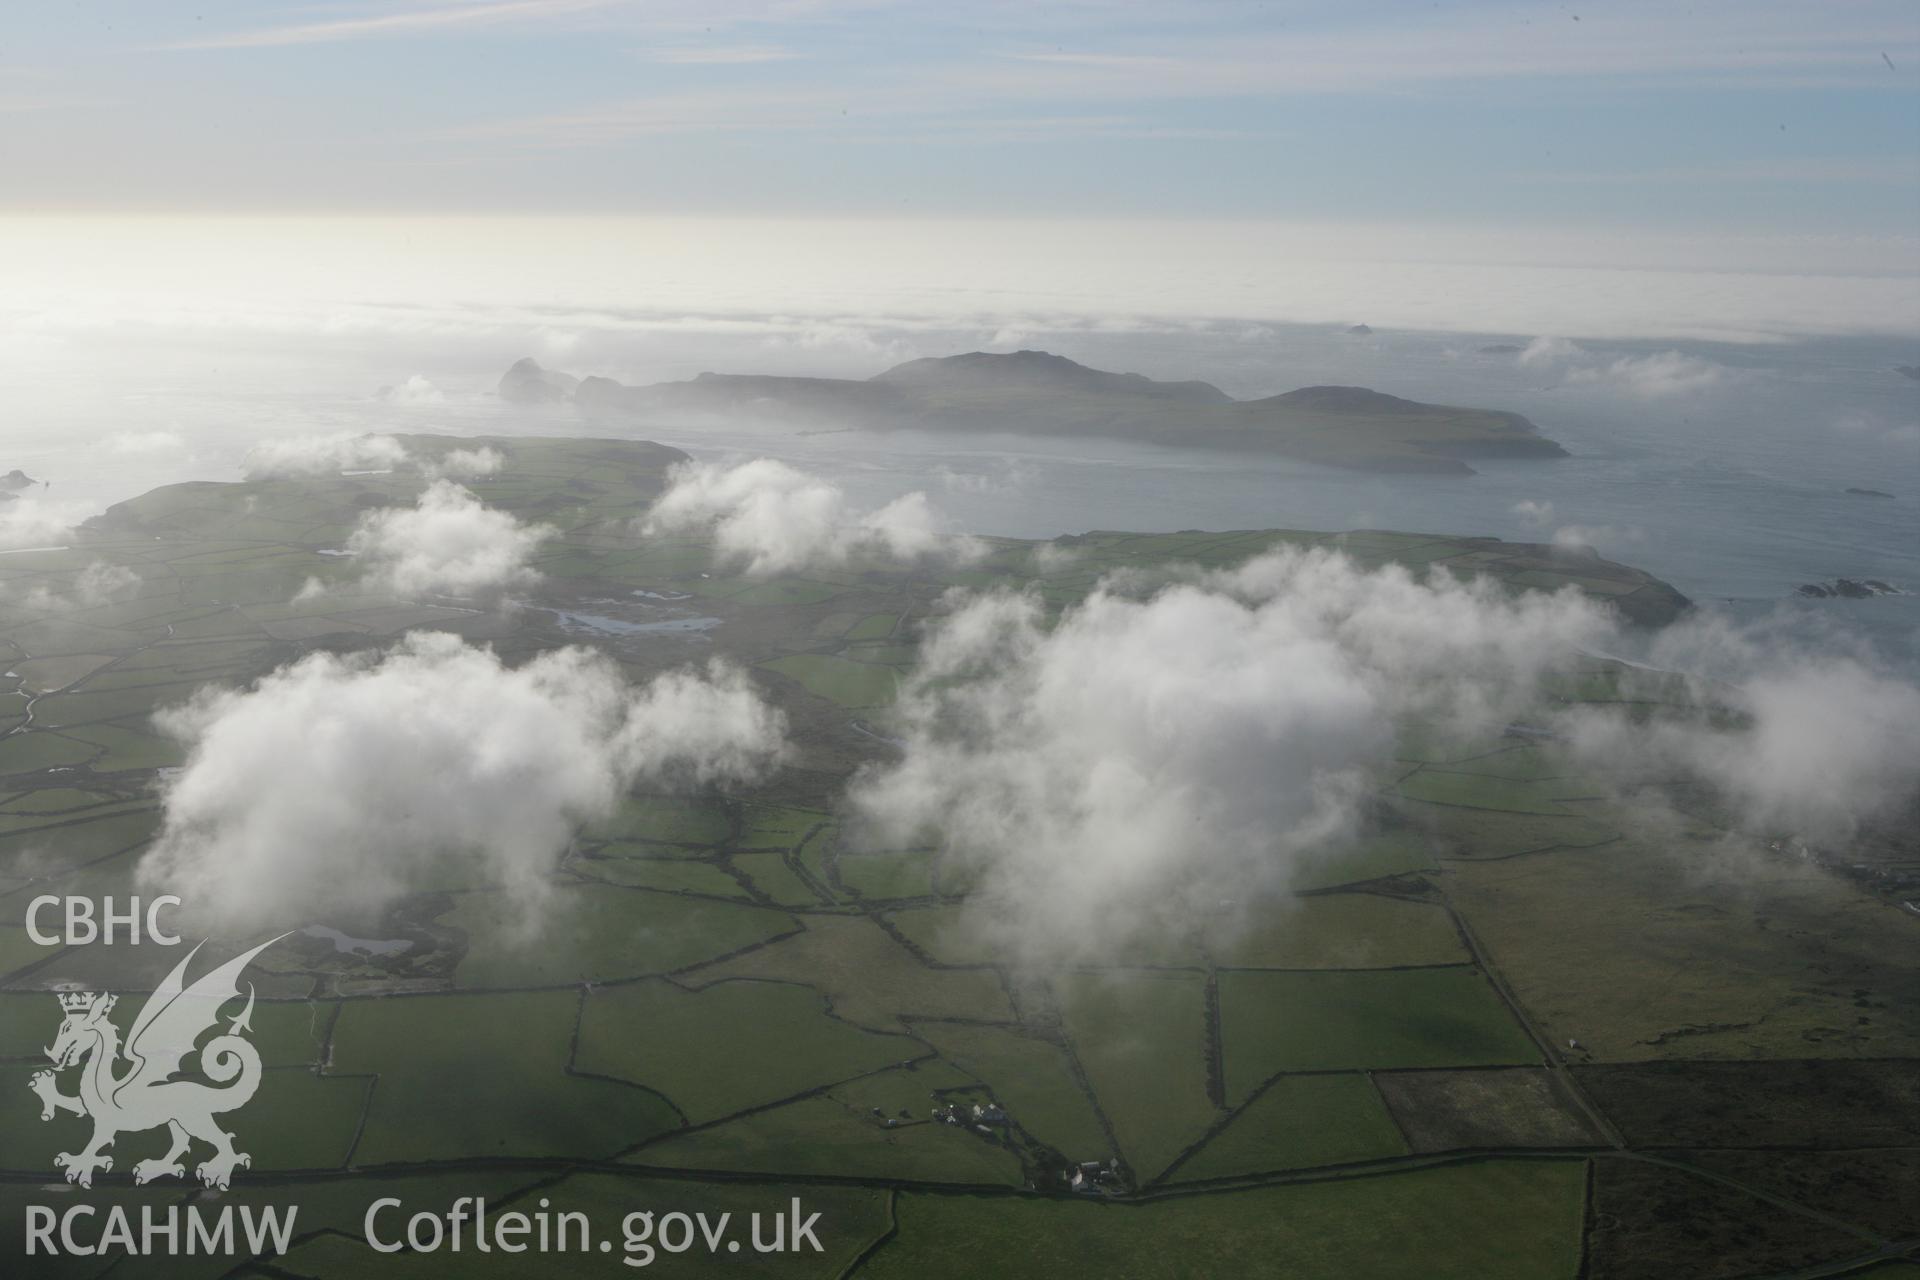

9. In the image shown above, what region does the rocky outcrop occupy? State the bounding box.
[1796,578,1900,599]
[498,358,580,405]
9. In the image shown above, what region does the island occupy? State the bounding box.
[1796,578,1900,599]
[502,349,1571,475]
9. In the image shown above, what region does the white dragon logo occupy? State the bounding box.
[28,935,286,1190]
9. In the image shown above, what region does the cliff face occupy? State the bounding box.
[507,350,1572,475]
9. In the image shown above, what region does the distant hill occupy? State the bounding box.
[874,348,1229,404]
[511,349,1569,475]
[498,358,580,404]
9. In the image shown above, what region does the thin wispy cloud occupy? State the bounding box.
[445,87,850,145]
[1002,51,1178,70]
[968,9,1918,98]
[167,0,622,51]
[1528,159,1920,188]
[647,44,800,65]
[438,3,1917,153]
[7,0,1912,233]
[0,65,110,113]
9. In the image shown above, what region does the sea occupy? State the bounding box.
[3,308,1920,675]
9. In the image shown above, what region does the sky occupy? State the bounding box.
[4,0,1916,231]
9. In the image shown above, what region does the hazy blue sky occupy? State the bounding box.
[6,1,1915,230]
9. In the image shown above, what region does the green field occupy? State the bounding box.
[575,978,925,1123]
[862,1160,1586,1279]
[911,1020,1111,1161]
[759,654,900,709]
[443,885,797,987]
[634,1060,1025,1186]
[1446,841,1920,1061]
[331,989,682,1164]
[1056,972,1217,1182]
[836,850,937,900]
[1394,768,1580,815]
[1210,892,1467,969]
[1374,1068,1601,1152]
[1290,830,1440,890]
[583,795,733,847]
[1171,1073,1409,1181]
[683,913,1012,1033]
[1217,968,1539,1100]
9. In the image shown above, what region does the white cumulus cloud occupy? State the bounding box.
[428,446,505,479]
[1511,498,1555,527]
[346,479,550,598]
[377,374,446,404]
[1518,336,1582,366]
[850,548,1613,966]
[642,458,984,575]
[0,496,93,550]
[0,559,142,613]
[852,547,1920,966]
[138,632,788,930]
[245,432,410,477]
[1567,613,1920,840]
[1567,350,1730,397]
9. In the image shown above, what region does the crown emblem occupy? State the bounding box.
[34,935,287,1193]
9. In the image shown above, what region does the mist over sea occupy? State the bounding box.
[4,218,1915,669]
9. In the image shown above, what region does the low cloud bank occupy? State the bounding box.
[425,446,504,480]
[1568,350,1727,397]
[1518,336,1581,367]
[0,560,141,613]
[1511,500,1641,558]
[346,479,549,598]
[852,548,1920,965]
[245,433,409,477]
[1567,615,1920,839]
[1514,337,1732,397]
[851,548,1611,966]
[0,496,94,550]
[376,375,446,405]
[242,433,510,482]
[1510,498,1556,526]
[139,632,787,929]
[642,459,984,575]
